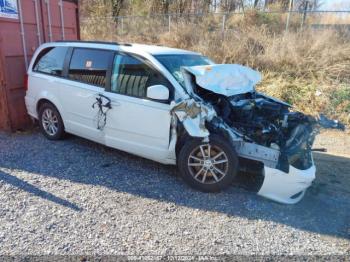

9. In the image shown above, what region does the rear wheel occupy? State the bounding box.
[38,103,65,140]
[178,135,238,192]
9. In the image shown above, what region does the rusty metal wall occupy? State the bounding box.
[0,41,10,130]
[0,0,79,131]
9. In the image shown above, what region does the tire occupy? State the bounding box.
[38,102,65,140]
[178,135,238,192]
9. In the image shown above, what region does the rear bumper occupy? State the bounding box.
[24,95,37,119]
[257,160,316,204]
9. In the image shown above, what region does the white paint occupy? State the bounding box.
[258,162,316,204]
[170,99,216,138]
[57,78,105,144]
[25,41,317,204]
[184,64,262,96]
[0,0,18,19]
[102,92,173,164]
[146,85,169,100]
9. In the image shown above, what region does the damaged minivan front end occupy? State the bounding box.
[171,64,319,204]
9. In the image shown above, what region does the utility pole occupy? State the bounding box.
[222,13,226,39]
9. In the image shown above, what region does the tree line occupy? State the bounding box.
[80,0,323,18]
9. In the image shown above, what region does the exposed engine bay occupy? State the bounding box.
[171,64,343,204]
[196,87,317,172]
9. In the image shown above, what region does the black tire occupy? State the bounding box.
[178,135,238,192]
[38,102,65,140]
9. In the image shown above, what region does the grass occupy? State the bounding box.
[81,10,350,126]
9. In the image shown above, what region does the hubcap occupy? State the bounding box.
[187,144,229,184]
[42,108,59,136]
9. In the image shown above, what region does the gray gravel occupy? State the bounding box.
[0,129,349,256]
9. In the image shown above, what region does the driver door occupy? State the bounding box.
[103,53,173,162]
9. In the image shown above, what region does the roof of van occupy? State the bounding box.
[51,41,200,56]
[130,44,199,55]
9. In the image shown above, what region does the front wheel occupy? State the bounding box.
[178,135,238,192]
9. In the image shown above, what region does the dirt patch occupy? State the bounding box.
[310,130,350,203]
[314,130,350,156]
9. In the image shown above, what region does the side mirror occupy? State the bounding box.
[146,85,169,101]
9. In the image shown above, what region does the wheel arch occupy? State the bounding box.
[37,98,54,113]
[36,97,66,130]
[175,124,199,159]
[175,123,232,159]
[36,94,64,121]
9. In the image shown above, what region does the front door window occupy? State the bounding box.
[110,53,172,101]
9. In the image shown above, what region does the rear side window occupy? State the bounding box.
[111,53,171,98]
[33,47,68,76]
[68,48,112,87]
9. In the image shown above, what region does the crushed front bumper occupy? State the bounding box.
[257,159,316,204]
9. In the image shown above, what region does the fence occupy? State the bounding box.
[80,10,350,40]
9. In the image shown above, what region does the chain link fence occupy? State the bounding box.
[80,10,350,40]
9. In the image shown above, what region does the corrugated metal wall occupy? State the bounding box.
[0,48,10,130]
[0,0,79,131]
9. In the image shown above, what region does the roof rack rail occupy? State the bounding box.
[54,40,121,46]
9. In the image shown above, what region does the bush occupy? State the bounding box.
[81,12,350,126]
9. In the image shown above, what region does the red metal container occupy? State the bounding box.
[0,0,79,131]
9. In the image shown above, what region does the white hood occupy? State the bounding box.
[183,64,262,97]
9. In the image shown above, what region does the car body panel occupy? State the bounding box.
[103,91,174,164]
[25,41,320,204]
[57,78,105,144]
[183,64,262,97]
[258,162,316,204]
[26,72,65,120]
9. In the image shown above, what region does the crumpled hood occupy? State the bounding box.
[183,64,262,97]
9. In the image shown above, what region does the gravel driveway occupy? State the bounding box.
[0,129,349,256]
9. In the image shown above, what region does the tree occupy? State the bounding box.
[254,0,260,8]
[220,0,239,12]
[264,0,291,10]
[176,0,192,14]
[110,0,125,22]
[294,0,323,11]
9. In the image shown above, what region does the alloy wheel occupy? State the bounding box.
[187,144,229,184]
[42,108,59,136]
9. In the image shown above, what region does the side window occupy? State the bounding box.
[68,48,112,87]
[111,53,171,99]
[33,47,68,76]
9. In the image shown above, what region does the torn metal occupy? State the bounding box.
[168,115,178,160]
[170,99,216,138]
[171,64,344,204]
[317,114,345,130]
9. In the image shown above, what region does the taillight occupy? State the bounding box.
[24,74,28,91]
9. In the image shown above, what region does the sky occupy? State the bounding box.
[321,0,350,10]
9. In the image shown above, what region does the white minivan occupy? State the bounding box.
[25,41,317,204]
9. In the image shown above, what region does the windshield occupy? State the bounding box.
[154,54,214,87]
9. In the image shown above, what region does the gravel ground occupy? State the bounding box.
[0,129,349,256]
